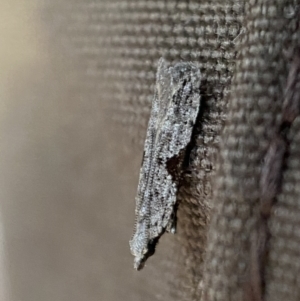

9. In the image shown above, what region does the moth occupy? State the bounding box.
[129,58,201,270]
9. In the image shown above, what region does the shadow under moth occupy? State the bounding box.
[129,58,201,270]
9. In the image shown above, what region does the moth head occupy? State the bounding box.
[171,62,201,91]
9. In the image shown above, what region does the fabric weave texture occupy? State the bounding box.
[1,0,300,301]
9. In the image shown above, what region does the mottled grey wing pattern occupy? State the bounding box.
[130,58,201,270]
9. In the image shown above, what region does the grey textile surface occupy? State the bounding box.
[0,0,300,301]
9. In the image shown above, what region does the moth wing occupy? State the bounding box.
[148,62,201,239]
[130,59,173,265]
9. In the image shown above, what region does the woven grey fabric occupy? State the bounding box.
[47,1,242,299]
[1,0,300,301]
[202,2,300,300]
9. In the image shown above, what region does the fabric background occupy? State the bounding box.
[0,0,299,301]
